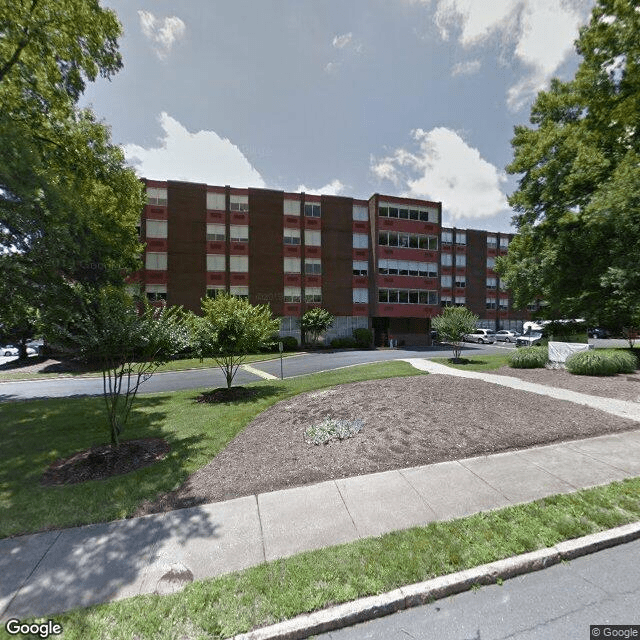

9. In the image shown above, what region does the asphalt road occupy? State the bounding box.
[317,538,640,640]
[0,342,516,401]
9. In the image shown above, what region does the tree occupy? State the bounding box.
[432,307,478,361]
[300,308,335,346]
[0,0,144,343]
[191,294,280,389]
[497,0,640,333]
[50,288,190,446]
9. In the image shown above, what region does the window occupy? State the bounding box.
[230,255,248,272]
[454,296,466,306]
[305,259,321,275]
[353,260,368,276]
[206,192,225,210]
[284,199,300,215]
[499,298,509,310]
[230,195,248,211]
[146,219,167,238]
[378,231,388,245]
[145,284,166,301]
[305,230,321,246]
[455,232,466,245]
[206,223,225,241]
[441,230,453,244]
[280,316,298,332]
[487,235,497,248]
[455,254,466,267]
[426,207,439,223]
[419,235,438,250]
[206,286,225,298]
[487,257,496,269]
[305,287,322,303]
[441,275,452,288]
[379,205,389,217]
[284,228,301,245]
[284,287,301,302]
[206,254,225,272]
[353,233,368,248]
[230,225,249,242]
[145,252,167,270]
[378,288,437,305]
[486,297,497,309]
[304,203,321,217]
[455,275,466,288]
[441,295,453,307]
[441,253,453,267]
[420,262,438,277]
[500,236,509,249]
[398,260,410,275]
[146,187,167,206]
[284,257,301,273]
[353,205,368,221]
[486,277,497,289]
[230,286,249,299]
[353,288,368,304]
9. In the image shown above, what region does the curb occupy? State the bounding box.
[232,521,640,640]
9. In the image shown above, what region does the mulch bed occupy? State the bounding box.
[491,366,640,403]
[196,387,260,403]
[41,438,170,486]
[134,373,640,516]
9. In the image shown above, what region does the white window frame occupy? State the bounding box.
[352,205,368,221]
[145,252,167,270]
[353,288,368,304]
[441,253,453,267]
[305,229,321,246]
[455,232,466,245]
[353,233,368,249]
[304,203,321,218]
[145,219,167,238]
[206,223,225,241]
[230,194,249,212]
[487,257,496,269]
[441,231,453,244]
[304,258,322,275]
[206,286,225,298]
[230,286,249,299]
[353,260,368,276]
[230,255,248,272]
[283,199,300,215]
[206,192,226,210]
[455,254,466,267]
[145,284,167,301]
[284,257,301,273]
[284,228,301,245]
[230,225,249,242]
[284,287,301,302]
[146,187,167,206]
[441,275,452,288]
[305,286,322,303]
[206,254,225,272]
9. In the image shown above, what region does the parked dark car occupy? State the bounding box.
[587,328,609,339]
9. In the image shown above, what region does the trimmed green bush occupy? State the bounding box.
[566,349,637,376]
[281,336,299,351]
[353,328,373,348]
[331,337,357,348]
[508,345,548,369]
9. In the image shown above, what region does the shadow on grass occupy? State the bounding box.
[193,384,283,405]
[447,358,489,366]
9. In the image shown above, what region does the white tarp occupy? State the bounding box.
[548,341,593,364]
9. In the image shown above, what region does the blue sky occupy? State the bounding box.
[81,0,595,233]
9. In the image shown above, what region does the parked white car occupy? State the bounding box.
[2,345,19,356]
[495,330,521,343]
[463,329,496,344]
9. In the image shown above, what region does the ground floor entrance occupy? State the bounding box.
[372,317,432,347]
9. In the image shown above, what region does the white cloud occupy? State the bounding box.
[138,10,186,60]
[324,61,341,74]
[423,0,593,109]
[332,32,353,49]
[371,127,509,221]
[451,59,481,76]
[123,112,265,187]
[296,179,346,196]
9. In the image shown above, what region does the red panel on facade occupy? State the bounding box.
[379,247,437,261]
[206,241,225,253]
[378,219,437,234]
[206,211,225,222]
[352,221,368,232]
[352,305,369,316]
[305,246,321,258]
[378,304,435,317]
[284,216,301,228]
[305,275,321,286]
[283,245,301,257]
[304,217,321,230]
[145,270,168,284]
[230,243,249,255]
[487,248,497,257]
[284,274,302,286]
[377,275,438,289]
[231,212,249,224]
[352,249,368,260]
[146,239,168,251]
[283,303,301,315]
[230,273,249,285]
[146,206,168,219]
[352,276,368,287]
[207,272,226,285]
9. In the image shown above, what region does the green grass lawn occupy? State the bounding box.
[0,361,423,538]
[12,477,640,640]
[0,352,302,382]
[432,353,511,371]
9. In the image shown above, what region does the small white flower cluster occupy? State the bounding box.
[304,418,364,445]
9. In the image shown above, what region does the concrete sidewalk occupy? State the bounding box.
[3,427,640,622]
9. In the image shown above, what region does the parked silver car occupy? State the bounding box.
[516,331,544,347]
[464,329,496,344]
[495,330,521,343]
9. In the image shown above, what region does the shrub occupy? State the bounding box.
[509,346,548,369]
[566,349,636,376]
[305,418,364,445]
[331,337,357,348]
[353,328,373,348]
[281,336,299,351]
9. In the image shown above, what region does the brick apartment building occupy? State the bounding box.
[133,179,530,346]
